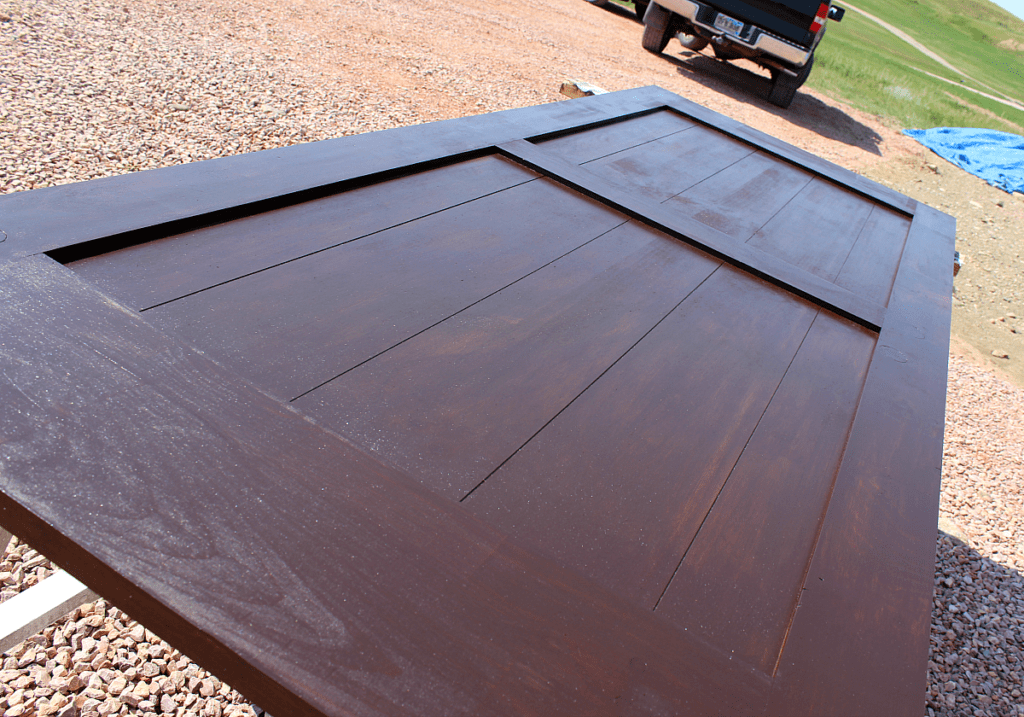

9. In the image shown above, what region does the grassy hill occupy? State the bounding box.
[850,0,1024,89]
[804,0,1024,131]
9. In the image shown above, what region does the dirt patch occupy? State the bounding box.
[187,0,921,168]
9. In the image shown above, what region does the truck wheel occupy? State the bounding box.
[767,52,814,109]
[767,75,798,109]
[678,33,708,51]
[634,0,649,20]
[642,3,673,54]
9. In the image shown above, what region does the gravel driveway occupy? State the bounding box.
[1,1,1021,716]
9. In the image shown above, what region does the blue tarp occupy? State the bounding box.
[903,127,1024,195]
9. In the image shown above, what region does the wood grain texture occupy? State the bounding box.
[141,178,626,401]
[579,124,754,203]
[294,221,721,501]
[661,151,813,241]
[463,266,818,608]
[68,156,537,310]
[767,205,954,716]
[746,177,876,281]
[0,255,771,717]
[534,109,695,163]
[498,139,887,331]
[655,311,876,674]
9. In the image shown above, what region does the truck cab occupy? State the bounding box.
[642,0,844,108]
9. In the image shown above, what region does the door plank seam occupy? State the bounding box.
[136,175,542,312]
[521,105,667,145]
[576,125,700,166]
[740,169,816,242]
[651,311,819,612]
[656,147,764,212]
[830,203,879,281]
[458,263,725,502]
[287,218,631,403]
[42,148,502,266]
[769,316,876,678]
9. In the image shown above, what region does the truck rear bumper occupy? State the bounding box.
[653,0,813,67]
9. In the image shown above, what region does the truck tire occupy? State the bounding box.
[634,0,650,21]
[767,52,814,109]
[642,3,673,54]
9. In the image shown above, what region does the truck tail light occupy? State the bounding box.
[809,2,829,33]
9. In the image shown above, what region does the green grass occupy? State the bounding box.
[850,0,1024,101]
[807,8,1024,131]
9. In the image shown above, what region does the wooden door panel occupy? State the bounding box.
[293,221,722,501]
[0,87,953,717]
[66,156,538,311]
[658,94,919,215]
[534,109,696,163]
[655,311,876,674]
[125,178,626,401]
[462,266,819,608]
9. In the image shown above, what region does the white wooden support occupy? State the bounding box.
[0,528,97,653]
[0,569,98,654]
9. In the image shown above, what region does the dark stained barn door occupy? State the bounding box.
[0,87,954,716]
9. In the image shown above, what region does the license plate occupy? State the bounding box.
[713,13,744,37]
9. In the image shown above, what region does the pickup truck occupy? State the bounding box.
[641,0,844,108]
